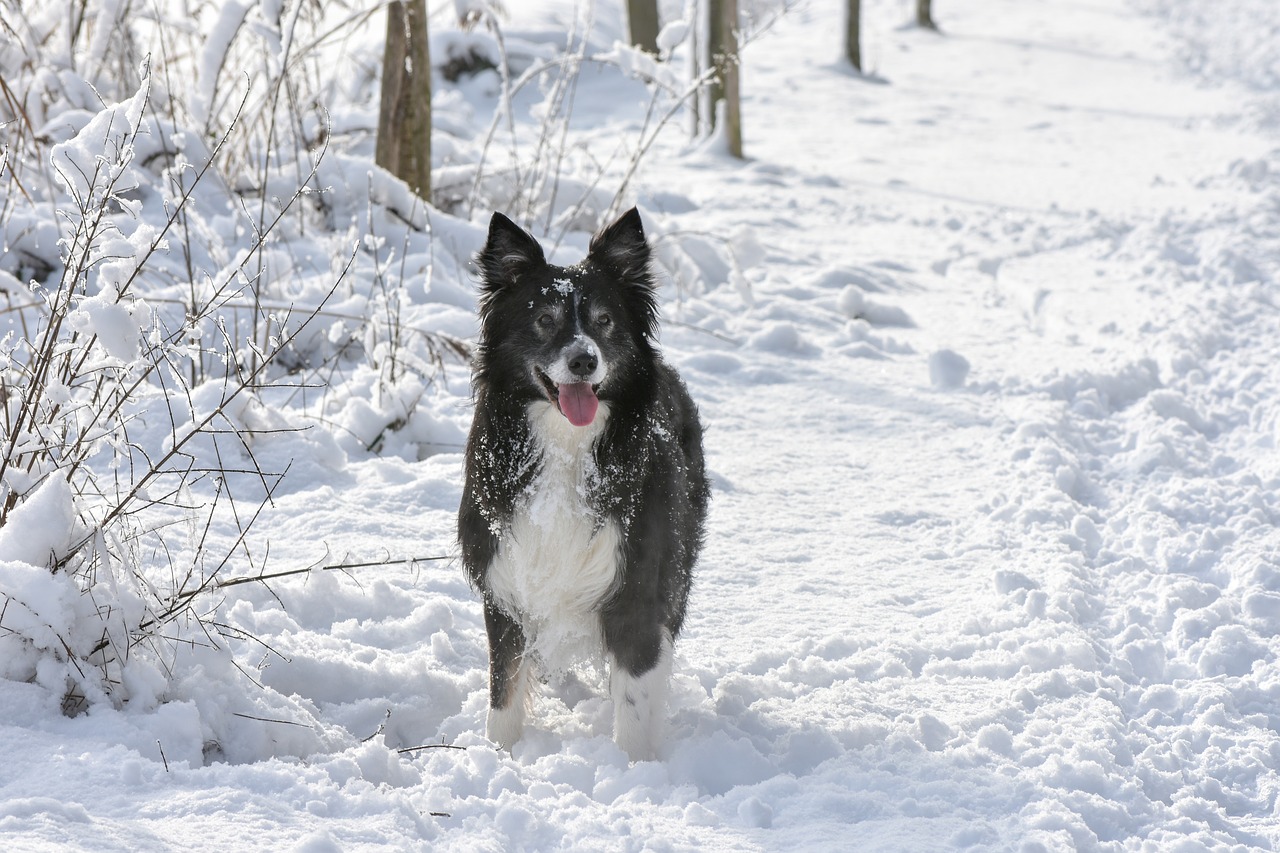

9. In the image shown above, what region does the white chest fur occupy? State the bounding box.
[486,401,621,672]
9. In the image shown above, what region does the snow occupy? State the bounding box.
[928,349,969,390]
[3,0,1280,850]
[49,75,150,206]
[195,1,253,126]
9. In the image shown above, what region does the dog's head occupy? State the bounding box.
[474,208,659,427]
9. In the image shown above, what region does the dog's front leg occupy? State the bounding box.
[603,607,674,762]
[484,599,531,750]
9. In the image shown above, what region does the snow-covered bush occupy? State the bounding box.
[0,0,760,723]
[0,2,373,713]
[0,47,361,712]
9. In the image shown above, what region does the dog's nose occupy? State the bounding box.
[568,351,598,377]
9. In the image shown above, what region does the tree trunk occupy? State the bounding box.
[376,0,432,200]
[845,0,861,72]
[689,11,701,137]
[917,0,937,31]
[626,0,660,55]
[708,0,743,158]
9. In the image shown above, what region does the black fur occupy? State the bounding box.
[458,208,709,753]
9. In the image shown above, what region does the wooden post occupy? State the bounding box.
[845,0,862,71]
[917,0,938,31]
[627,0,660,55]
[708,0,743,158]
[376,0,432,199]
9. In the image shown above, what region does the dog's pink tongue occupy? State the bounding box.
[557,383,598,427]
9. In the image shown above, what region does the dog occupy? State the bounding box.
[458,207,709,761]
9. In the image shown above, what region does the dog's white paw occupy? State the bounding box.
[486,702,525,751]
[486,657,534,751]
[610,636,673,762]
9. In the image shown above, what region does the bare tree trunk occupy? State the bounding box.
[708,0,743,158]
[845,0,861,72]
[690,10,701,137]
[917,0,938,31]
[377,0,432,200]
[626,0,660,55]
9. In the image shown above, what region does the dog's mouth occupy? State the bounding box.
[536,370,600,427]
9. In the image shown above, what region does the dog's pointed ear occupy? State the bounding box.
[477,212,546,291]
[588,207,651,283]
[589,207,659,339]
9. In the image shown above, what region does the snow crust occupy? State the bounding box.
[3,0,1280,850]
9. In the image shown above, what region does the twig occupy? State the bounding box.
[361,708,392,743]
[231,712,312,728]
[216,554,451,588]
[396,743,467,754]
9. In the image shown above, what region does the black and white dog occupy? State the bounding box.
[458,208,709,761]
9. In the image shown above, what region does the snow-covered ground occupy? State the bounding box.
[3,0,1280,850]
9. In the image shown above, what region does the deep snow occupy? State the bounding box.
[3,0,1280,851]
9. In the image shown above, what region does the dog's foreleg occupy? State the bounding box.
[608,629,673,762]
[484,600,532,750]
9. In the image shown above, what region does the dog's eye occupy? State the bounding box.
[536,313,555,328]
[597,314,612,328]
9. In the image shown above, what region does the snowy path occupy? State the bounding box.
[640,0,1280,848]
[4,0,1280,850]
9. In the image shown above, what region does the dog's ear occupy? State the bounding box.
[588,207,651,284]
[477,212,546,291]
[589,207,658,339]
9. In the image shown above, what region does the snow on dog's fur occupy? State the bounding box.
[458,208,709,761]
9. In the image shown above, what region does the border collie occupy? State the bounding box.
[458,208,709,761]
